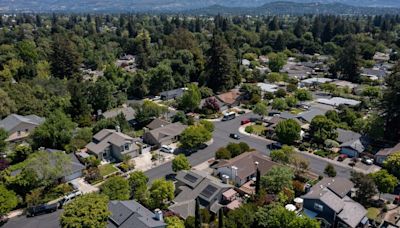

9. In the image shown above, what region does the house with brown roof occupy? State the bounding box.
[146,118,171,130]
[212,151,278,186]
[375,143,400,165]
[302,177,368,228]
[215,89,242,108]
[143,122,187,147]
[86,129,141,162]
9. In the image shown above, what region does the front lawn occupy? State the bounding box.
[99,164,118,177]
[252,124,266,135]
[314,150,336,159]
[367,207,380,220]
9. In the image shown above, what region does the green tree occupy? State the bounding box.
[50,34,82,79]
[226,143,243,158]
[253,101,268,119]
[0,128,8,153]
[165,216,185,228]
[384,152,400,179]
[128,171,149,203]
[179,84,201,112]
[382,63,400,141]
[256,204,319,228]
[268,52,287,72]
[88,78,117,113]
[275,119,301,145]
[172,154,191,172]
[100,176,130,201]
[225,203,257,228]
[272,98,288,111]
[215,147,231,159]
[31,110,76,150]
[370,170,398,199]
[128,70,149,98]
[149,62,175,95]
[0,88,16,118]
[294,89,312,101]
[195,198,202,228]
[261,166,294,194]
[199,120,214,132]
[60,193,110,228]
[350,171,377,205]
[180,125,212,149]
[0,184,18,217]
[309,115,337,144]
[205,34,239,92]
[149,178,174,209]
[10,144,32,163]
[134,100,168,124]
[325,110,340,123]
[324,164,337,177]
[270,145,295,165]
[336,38,361,83]
[266,72,283,83]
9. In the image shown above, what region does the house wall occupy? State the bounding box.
[341,147,359,158]
[375,155,386,165]
[7,122,38,142]
[217,167,245,186]
[303,198,336,226]
[143,132,159,146]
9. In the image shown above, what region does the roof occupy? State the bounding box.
[297,108,327,123]
[337,129,361,144]
[223,188,238,199]
[0,114,44,133]
[337,196,367,228]
[102,106,136,121]
[213,151,278,179]
[317,97,361,107]
[376,143,400,157]
[301,77,333,84]
[160,88,186,99]
[361,68,387,78]
[340,139,366,153]
[146,118,171,130]
[216,89,241,105]
[87,129,137,155]
[108,200,166,228]
[257,83,278,93]
[147,122,187,143]
[68,153,85,175]
[302,177,354,199]
[168,200,195,220]
[331,80,359,89]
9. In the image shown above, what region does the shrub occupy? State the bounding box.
[245,126,254,134]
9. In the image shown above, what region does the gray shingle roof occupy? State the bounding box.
[340,139,365,153]
[297,108,327,123]
[0,114,44,132]
[102,106,136,122]
[147,122,187,142]
[376,143,400,157]
[108,200,166,228]
[336,129,361,144]
[317,97,360,107]
[146,118,171,130]
[302,177,354,205]
[87,129,138,155]
[338,196,367,228]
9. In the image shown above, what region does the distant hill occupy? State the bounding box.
[0,0,399,13]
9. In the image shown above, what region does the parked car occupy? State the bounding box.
[160,145,174,154]
[267,142,282,150]
[229,133,240,140]
[337,154,348,162]
[362,157,374,165]
[241,119,251,125]
[59,190,82,208]
[27,203,58,217]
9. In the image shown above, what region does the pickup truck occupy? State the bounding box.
[26,203,58,217]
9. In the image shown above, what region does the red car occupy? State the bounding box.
[241,119,251,125]
[337,154,348,162]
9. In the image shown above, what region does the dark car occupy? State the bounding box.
[229,133,240,140]
[241,119,251,125]
[26,203,58,217]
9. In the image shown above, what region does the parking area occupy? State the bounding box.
[69,178,98,194]
[131,150,175,172]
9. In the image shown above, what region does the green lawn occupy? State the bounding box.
[252,124,266,135]
[290,108,303,115]
[367,207,380,220]
[99,164,118,177]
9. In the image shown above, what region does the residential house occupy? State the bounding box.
[302,177,368,228]
[169,170,231,219]
[373,52,390,63]
[102,105,136,126]
[86,129,141,161]
[316,97,361,107]
[212,151,278,186]
[108,200,166,228]
[65,152,86,182]
[361,68,387,81]
[0,114,45,142]
[215,89,242,109]
[337,129,368,158]
[297,108,328,123]
[257,82,279,94]
[331,80,359,91]
[143,122,187,147]
[146,118,171,130]
[375,143,400,165]
[160,88,187,100]
[241,59,251,67]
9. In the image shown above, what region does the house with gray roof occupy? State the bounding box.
[300,77,333,87]
[108,200,166,228]
[0,114,45,142]
[361,68,387,81]
[160,88,187,100]
[337,129,368,158]
[102,105,136,125]
[302,177,368,228]
[297,108,328,123]
[143,122,187,147]
[146,118,171,130]
[86,129,141,162]
[375,143,400,165]
[317,97,361,107]
[169,170,231,219]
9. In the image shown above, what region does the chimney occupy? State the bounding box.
[154,209,163,222]
[116,125,121,132]
[231,166,238,181]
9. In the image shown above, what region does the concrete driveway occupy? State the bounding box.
[69,178,98,194]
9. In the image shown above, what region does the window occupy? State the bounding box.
[124,144,130,151]
[314,203,323,212]
[17,131,21,136]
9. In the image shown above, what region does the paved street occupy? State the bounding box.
[3,210,62,228]
[146,112,354,182]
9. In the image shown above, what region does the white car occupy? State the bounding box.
[362,157,374,165]
[59,190,82,208]
[160,145,174,153]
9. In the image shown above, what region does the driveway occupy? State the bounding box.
[70,178,98,194]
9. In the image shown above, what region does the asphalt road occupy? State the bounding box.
[3,210,62,228]
[145,112,353,182]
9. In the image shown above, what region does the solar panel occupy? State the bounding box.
[184,174,198,183]
[200,185,218,198]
